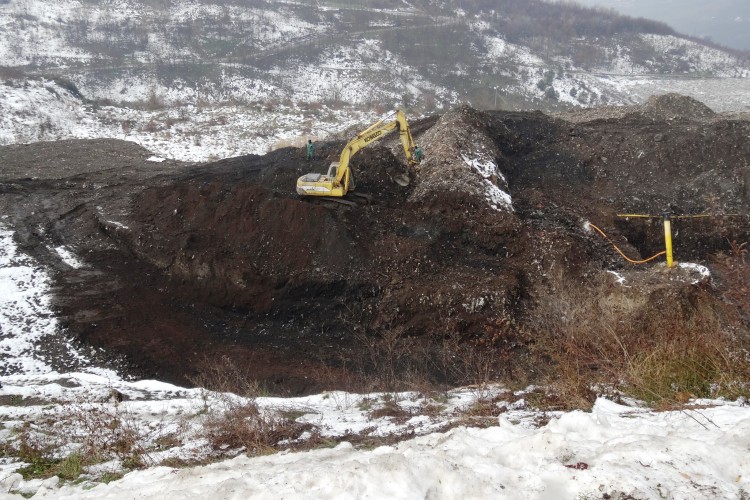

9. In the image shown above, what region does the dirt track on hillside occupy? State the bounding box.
[2,96,749,394]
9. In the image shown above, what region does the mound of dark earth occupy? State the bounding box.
[2,98,749,393]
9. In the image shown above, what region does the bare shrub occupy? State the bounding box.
[60,401,150,468]
[368,399,411,420]
[189,355,264,397]
[263,98,279,112]
[120,120,135,134]
[345,321,519,398]
[190,356,308,456]
[201,398,306,456]
[356,329,419,393]
[143,119,159,133]
[145,89,165,110]
[436,326,519,394]
[4,397,162,481]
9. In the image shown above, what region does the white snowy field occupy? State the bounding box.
[2,219,750,498]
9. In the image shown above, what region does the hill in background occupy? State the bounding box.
[0,0,749,160]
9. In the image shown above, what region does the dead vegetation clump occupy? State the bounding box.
[190,356,309,456]
[200,399,306,456]
[343,326,523,397]
[61,401,151,468]
[526,268,750,408]
[1,396,168,484]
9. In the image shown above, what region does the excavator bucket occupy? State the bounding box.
[393,171,410,187]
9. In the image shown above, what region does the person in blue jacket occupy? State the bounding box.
[414,145,424,162]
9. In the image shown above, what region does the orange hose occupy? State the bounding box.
[589,223,666,265]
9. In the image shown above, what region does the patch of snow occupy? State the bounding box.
[146,155,166,163]
[607,270,626,285]
[641,34,750,78]
[461,154,513,212]
[9,396,747,499]
[53,245,85,269]
[678,262,711,284]
[0,225,119,377]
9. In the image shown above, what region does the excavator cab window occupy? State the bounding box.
[326,162,340,178]
[300,173,323,182]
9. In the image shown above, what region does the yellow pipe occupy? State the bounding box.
[588,223,666,264]
[663,215,674,268]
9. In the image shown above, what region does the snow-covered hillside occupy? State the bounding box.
[0,77,387,161]
[1,0,750,159]
[4,72,750,162]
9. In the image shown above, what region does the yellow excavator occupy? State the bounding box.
[296,110,419,199]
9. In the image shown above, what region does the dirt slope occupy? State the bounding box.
[2,98,749,394]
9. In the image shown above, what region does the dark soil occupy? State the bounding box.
[2,97,749,395]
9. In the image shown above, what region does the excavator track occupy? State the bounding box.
[300,196,359,208]
[347,192,373,205]
[298,192,375,208]
[321,196,359,207]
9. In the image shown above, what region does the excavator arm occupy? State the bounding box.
[296,110,418,198]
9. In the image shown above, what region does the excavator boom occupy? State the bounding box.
[296,110,418,198]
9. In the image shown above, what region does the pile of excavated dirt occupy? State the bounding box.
[409,106,512,211]
[2,100,749,394]
[555,93,719,123]
[638,93,716,121]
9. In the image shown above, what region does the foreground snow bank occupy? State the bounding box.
[7,398,746,500]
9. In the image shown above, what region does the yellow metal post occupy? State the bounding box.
[663,214,674,268]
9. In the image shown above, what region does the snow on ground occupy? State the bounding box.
[0,225,120,377]
[0,227,58,375]
[1,387,748,499]
[0,0,326,67]
[473,26,750,108]
[641,34,750,78]
[677,262,711,284]
[52,246,84,269]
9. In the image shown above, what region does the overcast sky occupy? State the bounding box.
[568,0,750,50]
